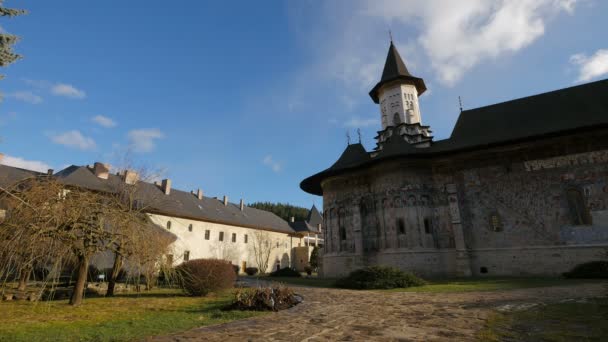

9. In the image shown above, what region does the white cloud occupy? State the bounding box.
[51,83,86,99]
[363,0,578,85]
[92,115,117,128]
[344,117,377,128]
[127,128,164,153]
[6,91,43,104]
[21,79,87,99]
[50,130,97,150]
[570,49,608,82]
[262,155,282,173]
[1,154,51,173]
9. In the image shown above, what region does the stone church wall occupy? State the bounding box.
[451,143,608,276]
[320,134,608,278]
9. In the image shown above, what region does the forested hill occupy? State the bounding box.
[248,202,310,222]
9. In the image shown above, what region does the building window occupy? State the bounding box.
[166,221,171,230]
[566,188,592,226]
[183,251,190,262]
[393,113,401,125]
[232,233,237,243]
[397,218,406,235]
[204,230,210,240]
[489,213,503,232]
[244,234,248,243]
[338,208,346,241]
[188,224,193,232]
[424,217,432,234]
[219,231,224,241]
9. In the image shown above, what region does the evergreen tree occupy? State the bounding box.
[309,246,320,270]
[0,1,26,80]
[248,201,309,222]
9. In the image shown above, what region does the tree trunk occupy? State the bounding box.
[69,255,89,306]
[17,266,31,291]
[106,251,123,297]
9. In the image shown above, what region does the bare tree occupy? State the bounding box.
[0,177,70,293]
[251,231,276,274]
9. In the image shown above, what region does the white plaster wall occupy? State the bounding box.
[148,213,294,273]
[379,83,421,128]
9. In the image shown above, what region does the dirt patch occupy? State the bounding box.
[146,283,606,342]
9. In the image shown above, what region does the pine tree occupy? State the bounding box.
[0,1,26,80]
[248,201,309,222]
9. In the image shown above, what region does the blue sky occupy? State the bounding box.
[1,0,607,208]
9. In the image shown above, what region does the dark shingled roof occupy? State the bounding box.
[369,42,427,103]
[302,78,608,196]
[289,205,323,234]
[307,205,323,227]
[54,165,295,234]
[0,164,44,188]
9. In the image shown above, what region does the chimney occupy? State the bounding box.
[197,189,203,200]
[223,195,228,206]
[318,223,322,232]
[161,179,171,195]
[239,199,244,211]
[122,170,139,185]
[93,162,110,180]
[290,216,295,223]
[47,169,54,176]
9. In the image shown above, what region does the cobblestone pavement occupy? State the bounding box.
[146,283,606,342]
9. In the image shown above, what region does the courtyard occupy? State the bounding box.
[146,279,607,341]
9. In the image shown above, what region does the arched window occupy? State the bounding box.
[166,221,171,230]
[397,218,406,235]
[566,188,592,225]
[188,224,193,232]
[393,113,401,125]
[338,208,346,241]
[424,217,433,234]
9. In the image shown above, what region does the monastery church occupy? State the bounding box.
[301,41,608,277]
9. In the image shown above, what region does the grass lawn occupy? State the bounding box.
[0,288,264,342]
[261,276,337,288]
[477,298,608,341]
[386,277,605,293]
[260,275,605,293]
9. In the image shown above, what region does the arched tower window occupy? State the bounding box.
[393,113,401,125]
[166,221,171,230]
[566,188,592,226]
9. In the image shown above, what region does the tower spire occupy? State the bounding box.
[369,41,427,104]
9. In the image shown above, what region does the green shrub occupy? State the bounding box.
[269,267,301,278]
[176,259,236,296]
[245,267,258,276]
[563,261,608,279]
[334,266,426,289]
[310,247,320,269]
[227,284,301,311]
[304,266,313,275]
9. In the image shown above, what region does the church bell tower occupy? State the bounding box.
[370,41,433,149]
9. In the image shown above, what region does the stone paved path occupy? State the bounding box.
[146,283,606,342]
